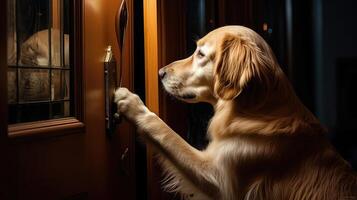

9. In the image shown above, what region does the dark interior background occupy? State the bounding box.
[181,0,357,169]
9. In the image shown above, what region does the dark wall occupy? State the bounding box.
[315,0,357,126]
[314,0,357,168]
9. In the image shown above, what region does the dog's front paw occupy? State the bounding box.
[114,87,149,123]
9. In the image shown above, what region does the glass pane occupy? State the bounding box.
[7,0,72,124]
[52,0,70,67]
[8,68,17,104]
[51,0,61,67]
[7,0,17,66]
[63,0,70,67]
[9,103,50,124]
[18,68,50,102]
[17,0,50,67]
[51,69,70,100]
[51,101,70,119]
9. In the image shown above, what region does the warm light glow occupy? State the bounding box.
[263,23,268,31]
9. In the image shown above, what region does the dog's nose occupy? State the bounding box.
[159,68,167,80]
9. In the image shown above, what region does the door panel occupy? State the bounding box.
[15,134,87,199]
[0,0,137,199]
[84,0,135,198]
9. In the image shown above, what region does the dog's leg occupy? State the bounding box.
[115,88,219,197]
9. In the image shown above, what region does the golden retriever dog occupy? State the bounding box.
[115,26,356,200]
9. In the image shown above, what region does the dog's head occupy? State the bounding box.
[159,26,277,104]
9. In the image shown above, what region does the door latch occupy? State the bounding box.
[104,46,120,135]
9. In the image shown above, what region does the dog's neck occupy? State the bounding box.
[208,74,325,140]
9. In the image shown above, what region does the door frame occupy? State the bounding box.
[143,1,160,198]
[143,0,187,199]
[0,0,10,197]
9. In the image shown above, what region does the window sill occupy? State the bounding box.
[8,117,84,139]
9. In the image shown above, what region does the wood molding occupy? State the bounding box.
[73,0,84,122]
[143,1,161,199]
[0,0,7,139]
[143,1,187,199]
[8,117,84,139]
[0,2,12,198]
[52,0,60,29]
[143,0,159,115]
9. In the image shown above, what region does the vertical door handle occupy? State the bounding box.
[104,0,128,135]
[110,0,128,128]
[104,46,118,135]
[116,0,128,86]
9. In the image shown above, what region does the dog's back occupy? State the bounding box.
[240,135,357,200]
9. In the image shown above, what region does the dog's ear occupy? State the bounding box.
[214,34,269,100]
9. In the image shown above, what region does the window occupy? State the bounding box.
[7,0,72,124]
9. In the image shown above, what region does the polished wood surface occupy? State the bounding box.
[0,0,13,199]
[0,0,137,199]
[8,118,84,138]
[83,0,136,198]
[143,0,159,115]
[143,1,161,199]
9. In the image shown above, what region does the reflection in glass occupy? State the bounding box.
[7,0,16,66]
[52,101,70,119]
[9,103,50,124]
[7,0,72,124]
[7,68,17,104]
[52,69,70,100]
[18,68,50,102]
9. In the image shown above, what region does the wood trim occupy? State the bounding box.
[143,1,161,199]
[143,0,159,115]
[0,0,7,138]
[52,0,60,29]
[8,117,84,139]
[73,0,84,122]
[143,1,187,199]
[0,2,12,197]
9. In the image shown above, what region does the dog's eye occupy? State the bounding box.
[197,50,205,58]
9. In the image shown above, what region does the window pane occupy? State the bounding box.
[7,0,16,66]
[52,69,70,100]
[19,68,50,102]
[9,103,50,124]
[7,68,17,104]
[51,101,70,119]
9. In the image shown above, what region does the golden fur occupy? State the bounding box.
[115,26,356,199]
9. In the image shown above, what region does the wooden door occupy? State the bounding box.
[0,0,137,199]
